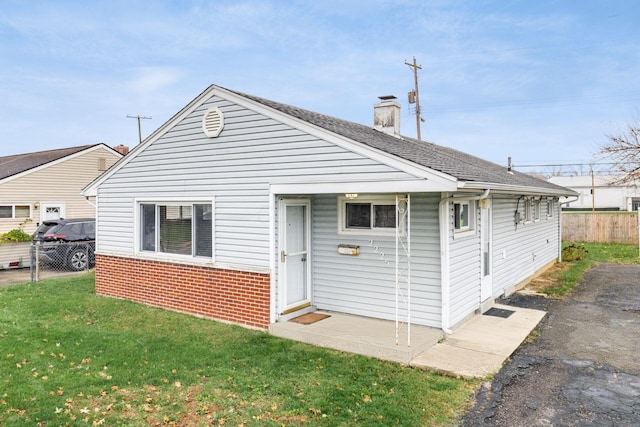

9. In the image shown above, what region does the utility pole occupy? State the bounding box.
[405,56,423,140]
[127,115,152,144]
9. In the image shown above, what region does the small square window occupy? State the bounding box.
[524,199,533,222]
[533,200,541,221]
[454,202,470,230]
[373,205,395,228]
[346,203,371,229]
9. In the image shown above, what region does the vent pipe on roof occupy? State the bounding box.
[374,95,401,138]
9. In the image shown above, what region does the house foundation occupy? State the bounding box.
[95,254,271,329]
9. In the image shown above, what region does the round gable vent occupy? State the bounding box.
[202,107,225,138]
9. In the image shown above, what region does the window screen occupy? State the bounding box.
[373,205,395,228]
[346,203,371,228]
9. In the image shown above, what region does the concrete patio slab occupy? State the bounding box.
[410,304,547,378]
[270,302,546,378]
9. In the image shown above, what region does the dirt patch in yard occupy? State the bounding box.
[521,262,568,294]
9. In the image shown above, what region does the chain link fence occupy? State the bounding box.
[30,240,95,282]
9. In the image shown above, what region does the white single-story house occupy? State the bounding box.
[83,85,575,335]
[549,175,640,211]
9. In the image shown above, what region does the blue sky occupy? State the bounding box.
[1,1,639,174]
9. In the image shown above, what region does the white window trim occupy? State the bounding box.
[134,197,215,262]
[337,195,397,236]
[546,198,554,219]
[523,198,533,223]
[533,199,541,222]
[453,200,476,238]
[0,204,32,220]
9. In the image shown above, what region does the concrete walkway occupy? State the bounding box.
[271,303,546,379]
[410,304,546,378]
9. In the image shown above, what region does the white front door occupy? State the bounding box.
[40,202,65,221]
[279,199,311,314]
[480,199,492,303]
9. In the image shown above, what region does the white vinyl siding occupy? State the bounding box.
[492,196,560,295]
[95,96,419,269]
[446,195,561,327]
[311,193,442,327]
[448,200,482,326]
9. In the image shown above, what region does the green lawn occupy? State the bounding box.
[543,242,640,296]
[0,274,476,426]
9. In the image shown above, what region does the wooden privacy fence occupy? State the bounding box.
[562,212,639,244]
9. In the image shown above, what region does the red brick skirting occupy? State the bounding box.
[95,254,271,329]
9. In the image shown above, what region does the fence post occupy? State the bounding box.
[637,208,639,257]
[30,243,34,282]
[35,241,40,282]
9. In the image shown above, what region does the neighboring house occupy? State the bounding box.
[0,144,125,235]
[548,175,640,211]
[83,85,575,334]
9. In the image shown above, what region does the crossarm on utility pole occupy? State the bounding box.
[404,57,423,141]
[127,115,152,144]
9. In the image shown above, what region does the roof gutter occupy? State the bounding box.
[459,181,577,197]
[439,189,490,334]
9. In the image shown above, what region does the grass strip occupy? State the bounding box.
[543,242,640,296]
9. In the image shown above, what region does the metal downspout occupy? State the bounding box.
[439,189,490,334]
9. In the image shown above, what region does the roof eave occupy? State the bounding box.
[460,181,579,197]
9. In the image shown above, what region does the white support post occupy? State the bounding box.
[395,193,411,347]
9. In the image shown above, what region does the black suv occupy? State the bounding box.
[32,218,96,271]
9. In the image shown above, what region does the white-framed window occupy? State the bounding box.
[453,200,476,236]
[338,196,396,235]
[0,204,31,219]
[533,199,541,222]
[546,198,554,218]
[524,198,533,223]
[140,201,213,258]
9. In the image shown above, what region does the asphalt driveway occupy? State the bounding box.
[463,263,640,426]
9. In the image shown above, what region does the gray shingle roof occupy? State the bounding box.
[0,145,98,181]
[228,87,571,194]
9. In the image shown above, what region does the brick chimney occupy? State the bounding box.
[373,95,401,137]
[114,145,129,155]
